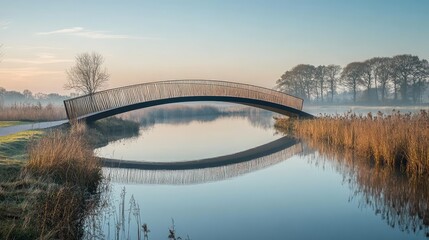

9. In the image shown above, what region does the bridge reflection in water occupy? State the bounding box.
[102,136,303,185]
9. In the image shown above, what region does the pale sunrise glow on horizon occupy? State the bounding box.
[1,0,429,94]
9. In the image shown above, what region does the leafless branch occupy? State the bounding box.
[65,52,109,95]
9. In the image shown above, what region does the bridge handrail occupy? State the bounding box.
[64,79,304,120]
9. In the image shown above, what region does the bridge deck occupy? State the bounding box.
[64,80,312,121]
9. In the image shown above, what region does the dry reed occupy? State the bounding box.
[0,103,66,121]
[275,110,429,176]
[24,123,101,192]
[19,123,103,239]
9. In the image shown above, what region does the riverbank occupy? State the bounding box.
[0,117,140,239]
[275,110,429,176]
[0,124,103,239]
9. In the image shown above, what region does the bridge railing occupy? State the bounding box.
[64,80,304,120]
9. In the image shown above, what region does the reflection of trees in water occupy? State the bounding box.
[117,105,275,130]
[305,140,429,235]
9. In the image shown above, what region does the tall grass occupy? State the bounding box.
[0,103,66,121]
[13,124,102,239]
[275,110,429,176]
[24,123,101,192]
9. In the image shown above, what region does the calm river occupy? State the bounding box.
[92,105,429,240]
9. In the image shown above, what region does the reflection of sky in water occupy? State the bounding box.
[104,154,426,240]
[96,116,279,162]
[93,106,428,240]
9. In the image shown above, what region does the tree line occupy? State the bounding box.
[0,87,70,107]
[276,54,429,104]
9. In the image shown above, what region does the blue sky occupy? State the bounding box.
[1,0,428,93]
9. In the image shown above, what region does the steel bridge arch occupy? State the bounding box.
[63,80,313,122]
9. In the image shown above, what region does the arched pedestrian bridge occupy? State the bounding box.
[64,80,313,122]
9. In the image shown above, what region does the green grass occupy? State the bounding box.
[0,130,44,160]
[0,159,24,182]
[0,121,29,128]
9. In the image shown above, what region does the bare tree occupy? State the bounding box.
[315,65,327,102]
[325,64,342,103]
[413,59,429,103]
[374,57,392,103]
[341,62,365,103]
[65,52,109,95]
[390,54,420,103]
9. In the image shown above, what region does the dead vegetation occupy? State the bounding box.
[0,103,66,121]
[275,110,429,176]
[0,123,103,239]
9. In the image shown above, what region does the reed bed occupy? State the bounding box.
[0,103,66,121]
[275,110,429,176]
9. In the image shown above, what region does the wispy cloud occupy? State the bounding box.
[13,45,64,50]
[0,67,62,78]
[0,21,11,30]
[36,27,153,40]
[3,53,72,65]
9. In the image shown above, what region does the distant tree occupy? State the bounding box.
[364,57,389,102]
[294,64,316,100]
[34,92,48,100]
[65,52,109,95]
[373,57,392,103]
[277,64,316,100]
[341,62,365,103]
[390,54,421,103]
[325,64,342,103]
[413,59,429,103]
[23,89,33,100]
[277,70,301,97]
[314,65,327,102]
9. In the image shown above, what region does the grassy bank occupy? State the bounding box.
[0,124,103,239]
[0,130,44,160]
[0,117,140,239]
[275,110,429,176]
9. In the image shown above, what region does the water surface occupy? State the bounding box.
[92,106,428,240]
